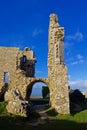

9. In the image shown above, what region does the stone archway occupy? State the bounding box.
[0,13,70,114]
[14,13,70,114]
[25,78,49,100]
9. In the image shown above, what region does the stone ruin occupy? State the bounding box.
[5,89,31,117]
[0,14,70,116]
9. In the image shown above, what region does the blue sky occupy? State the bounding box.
[0,0,87,92]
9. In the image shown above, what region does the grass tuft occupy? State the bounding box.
[45,107,58,116]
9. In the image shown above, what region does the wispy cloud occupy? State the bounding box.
[65,31,84,63]
[33,82,46,88]
[65,31,84,65]
[71,59,84,65]
[68,75,71,80]
[32,28,43,37]
[70,54,84,65]
[66,31,83,42]
[69,80,87,91]
[76,54,83,60]
[71,61,78,65]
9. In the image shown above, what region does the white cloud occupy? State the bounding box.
[79,59,84,63]
[68,75,71,80]
[33,82,47,88]
[32,28,43,37]
[65,32,84,65]
[71,61,78,65]
[69,80,87,91]
[71,60,84,65]
[76,54,83,60]
[66,31,83,42]
[70,54,84,65]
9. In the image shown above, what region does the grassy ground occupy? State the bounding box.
[30,98,49,105]
[0,101,87,130]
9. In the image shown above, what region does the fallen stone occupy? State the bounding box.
[5,89,31,117]
[6,99,31,117]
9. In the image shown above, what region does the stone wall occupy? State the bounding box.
[48,14,70,114]
[0,47,19,89]
[0,13,70,114]
[0,47,36,93]
[0,46,47,100]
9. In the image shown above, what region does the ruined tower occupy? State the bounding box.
[0,13,70,114]
[48,14,70,114]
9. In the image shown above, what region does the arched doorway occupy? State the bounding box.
[26,80,50,107]
[31,82,46,98]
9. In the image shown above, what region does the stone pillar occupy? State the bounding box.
[54,64,70,114]
[48,14,70,114]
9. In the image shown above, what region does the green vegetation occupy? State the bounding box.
[42,86,49,99]
[1,101,87,130]
[30,98,49,105]
[45,107,58,116]
[0,101,9,116]
[45,107,87,129]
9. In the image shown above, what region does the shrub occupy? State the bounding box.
[42,86,49,99]
[70,89,85,104]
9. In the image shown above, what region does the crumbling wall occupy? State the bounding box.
[48,14,70,114]
[0,47,19,89]
[0,47,36,97]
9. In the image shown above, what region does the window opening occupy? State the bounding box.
[4,72,9,84]
[23,55,27,63]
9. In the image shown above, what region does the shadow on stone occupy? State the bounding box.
[0,83,8,101]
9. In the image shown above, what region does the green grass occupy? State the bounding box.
[0,101,87,130]
[0,101,10,116]
[30,98,49,105]
[45,107,58,116]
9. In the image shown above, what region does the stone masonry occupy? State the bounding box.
[48,14,70,113]
[0,13,70,114]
